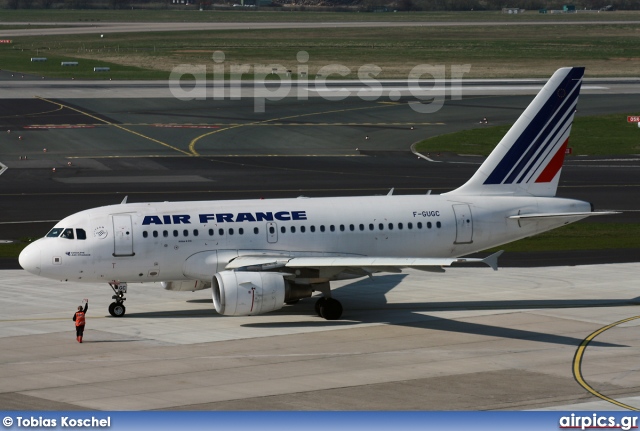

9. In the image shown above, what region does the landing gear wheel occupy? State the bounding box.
[319,298,343,320]
[314,297,327,317]
[108,281,127,318]
[109,302,126,317]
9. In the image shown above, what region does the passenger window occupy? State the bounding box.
[269,226,275,234]
[330,225,335,232]
[239,228,244,235]
[173,230,179,237]
[76,229,87,240]
[359,224,364,231]
[61,228,74,239]
[417,222,423,229]
[209,229,214,236]
[163,230,169,238]
[437,221,442,228]
[349,224,355,231]
[427,222,432,229]
[320,225,325,232]
[193,229,199,236]
[339,225,344,232]
[183,229,189,237]
[369,224,374,231]
[408,223,413,230]
[310,225,316,232]
[254,227,259,234]
[219,228,224,236]
[46,228,64,238]
[398,223,403,230]
[143,231,148,238]
[229,228,234,236]
[281,226,286,234]
[153,231,158,238]
[301,226,306,233]
[291,226,296,233]
[388,223,393,230]
[378,223,383,230]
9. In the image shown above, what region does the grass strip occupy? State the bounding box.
[2,23,640,79]
[485,222,640,252]
[415,113,640,156]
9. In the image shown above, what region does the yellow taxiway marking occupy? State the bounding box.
[573,315,640,411]
[0,104,64,120]
[36,97,193,157]
[188,103,413,156]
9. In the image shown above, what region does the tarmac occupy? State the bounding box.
[1,263,640,410]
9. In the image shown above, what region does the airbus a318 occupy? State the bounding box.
[19,67,614,320]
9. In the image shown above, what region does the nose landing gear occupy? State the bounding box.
[108,281,127,317]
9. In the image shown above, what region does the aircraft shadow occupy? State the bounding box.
[241,274,634,348]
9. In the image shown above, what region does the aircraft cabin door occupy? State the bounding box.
[266,222,278,244]
[452,204,473,244]
[112,214,135,256]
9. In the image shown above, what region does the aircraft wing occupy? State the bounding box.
[225,250,503,272]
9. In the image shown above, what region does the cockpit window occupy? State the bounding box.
[46,228,64,238]
[76,229,87,240]
[60,228,75,240]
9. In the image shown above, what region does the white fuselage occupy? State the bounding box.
[20,193,591,284]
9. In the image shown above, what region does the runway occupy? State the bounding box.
[3,20,640,37]
[0,76,639,411]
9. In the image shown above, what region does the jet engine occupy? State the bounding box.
[212,270,312,316]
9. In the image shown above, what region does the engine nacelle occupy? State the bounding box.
[212,271,316,316]
[212,271,287,316]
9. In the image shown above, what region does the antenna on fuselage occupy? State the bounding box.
[387,188,394,196]
[120,196,128,204]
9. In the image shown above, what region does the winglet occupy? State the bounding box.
[482,250,504,271]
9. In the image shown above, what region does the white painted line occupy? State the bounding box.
[0,161,7,176]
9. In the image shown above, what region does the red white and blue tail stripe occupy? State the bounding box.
[447,67,584,197]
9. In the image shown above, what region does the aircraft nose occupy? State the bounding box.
[19,241,41,276]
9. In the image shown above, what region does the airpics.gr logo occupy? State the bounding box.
[93,226,108,239]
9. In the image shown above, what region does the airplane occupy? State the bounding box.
[19,66,616,320]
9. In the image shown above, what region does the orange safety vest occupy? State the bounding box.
[75,311,85,327]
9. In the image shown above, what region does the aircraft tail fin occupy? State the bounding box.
[446,67,584,197]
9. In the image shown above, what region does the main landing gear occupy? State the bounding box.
[313,283,343,320]
[108,281,127,317]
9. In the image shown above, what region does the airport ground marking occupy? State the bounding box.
[36,97,192,156]
[572,315,640,411]
[0,103,63,120]
[188,102,410,156]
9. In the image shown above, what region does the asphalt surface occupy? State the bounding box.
[3,20,640,37]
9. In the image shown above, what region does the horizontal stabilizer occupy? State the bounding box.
[508,211,620,220]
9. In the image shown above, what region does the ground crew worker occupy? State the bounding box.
[73,300,88,343]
